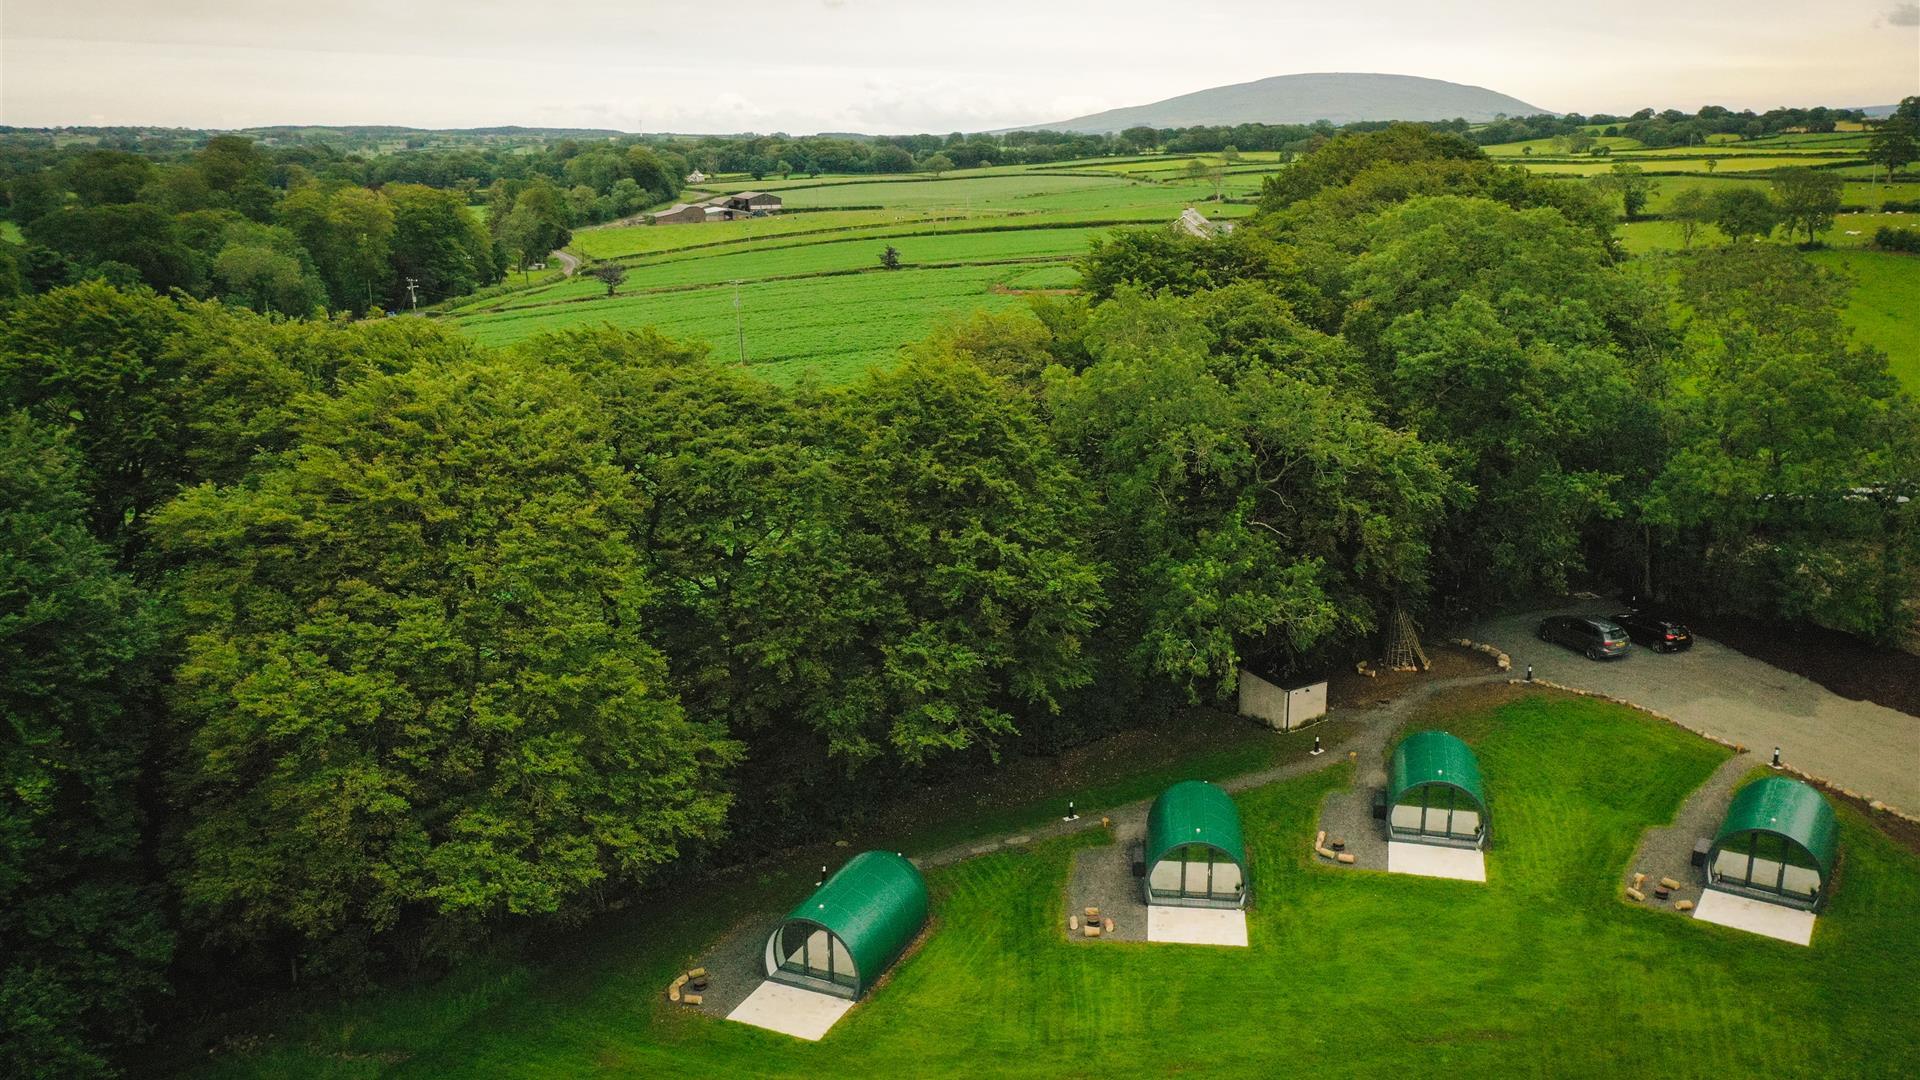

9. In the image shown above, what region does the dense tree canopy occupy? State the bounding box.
[153,349,739,974]
[0,414,169,1078]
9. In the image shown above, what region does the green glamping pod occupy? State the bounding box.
[764,851,929,1000]
[1386,730,1490,849]
[1706,776,1838,911]
[1142,781,1249,909]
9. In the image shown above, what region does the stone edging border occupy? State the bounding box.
[1453,638,1511,672]
[1509,676,1919,827]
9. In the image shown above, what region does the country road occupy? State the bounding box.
[549,248,579,276]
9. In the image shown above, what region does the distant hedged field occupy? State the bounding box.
[440,126,1919,389]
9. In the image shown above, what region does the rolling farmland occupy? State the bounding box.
[440,141,1916,386]
[444,167,1258,379]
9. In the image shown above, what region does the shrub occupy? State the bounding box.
[1872,226,1920,253]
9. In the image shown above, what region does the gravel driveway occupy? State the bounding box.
[1471,606,1920,813]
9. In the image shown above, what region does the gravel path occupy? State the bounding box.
[1472,605,1920,815]
[1620,751,1755,911]
[916,671,1508,874]
[1064,827,1148,943]
[686,911,769,1019]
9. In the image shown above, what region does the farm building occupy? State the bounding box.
[1174,206,1234,237]
[654,192,785,225]
[651,203,705,225]
[685,168,708,183]
[1706,776,1837,910]
[763,851,928,1000]
[1142,781,1249,908]
[728,190,783,213]
[1385,731,1489,849]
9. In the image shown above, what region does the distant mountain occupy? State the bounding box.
[1013,73,1551,133]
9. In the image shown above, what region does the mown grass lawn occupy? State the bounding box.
[194,690,1920,1078]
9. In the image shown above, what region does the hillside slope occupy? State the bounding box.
[1016,72,1550,133]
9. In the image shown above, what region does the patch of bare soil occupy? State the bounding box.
[1681,611,1920,719]
[1325,642,1500,710]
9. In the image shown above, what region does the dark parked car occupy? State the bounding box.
[1610,610,1694,652]
[1536,615,1631,660]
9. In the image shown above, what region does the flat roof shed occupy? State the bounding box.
[763,851,928,999]
[1387,730,1489,849]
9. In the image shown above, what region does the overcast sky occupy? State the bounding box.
[2,1,1916,133]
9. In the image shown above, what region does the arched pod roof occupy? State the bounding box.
[1388,730,1487,811]
[1713,776,1838,877]
[1145,780,1247,869]
[782,851,928,987]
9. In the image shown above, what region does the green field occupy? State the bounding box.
[190,690,1920,1079]
[439,145,1915,385]
[446,168,1253,375]
[1811,249,1920,390]
[460,266,1033,382]
[1521,155,1860,176]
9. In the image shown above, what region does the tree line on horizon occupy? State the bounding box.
[2,123,1917,1076]
[0,135,694,316]
[3,97,1914,319]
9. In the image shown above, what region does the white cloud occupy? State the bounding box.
[1885,3,1919,27]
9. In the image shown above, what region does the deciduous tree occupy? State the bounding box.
[1769,168,1844,245]
[0,414,170,1078]
[1706,186,1780,242]
[1867,96,1919,182]
[155,351,739,974]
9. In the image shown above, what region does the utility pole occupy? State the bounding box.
[405,277,420,311]
[733,279,746,367]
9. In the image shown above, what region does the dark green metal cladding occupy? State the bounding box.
[1145,780,1247,869]
[783,851,928,989]
[1388,730,1488,811]
[1714,776,1838,877]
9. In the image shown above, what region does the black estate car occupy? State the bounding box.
[1536,615,1631,660]
[1610,610,1694,652]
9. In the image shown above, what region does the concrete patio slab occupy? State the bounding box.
[1146,906,1248,946]
[1386,841,1487,882]
[1692,888,1817,946]
[725,980,855,1041]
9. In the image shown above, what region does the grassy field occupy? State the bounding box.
[444,167,1252,376]
[1811,249,1920,390]
[190,689,1920,1078]
[460,265,1033,382]
[437,145,1914,385]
